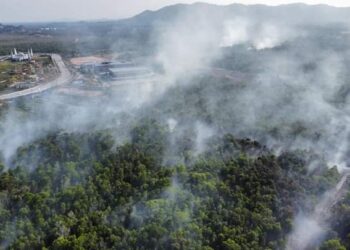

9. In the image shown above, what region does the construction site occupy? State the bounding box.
[49,55,157,98]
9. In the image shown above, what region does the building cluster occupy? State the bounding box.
[79,61,153,81]
[10,48,34,62]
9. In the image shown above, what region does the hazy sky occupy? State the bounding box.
[1,0,350,23]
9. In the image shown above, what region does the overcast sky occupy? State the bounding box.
[1,0,350,23]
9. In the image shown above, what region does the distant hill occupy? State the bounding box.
[119,2,350,26]
[0,23,24,33]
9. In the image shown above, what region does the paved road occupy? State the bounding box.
[0,54,72,100]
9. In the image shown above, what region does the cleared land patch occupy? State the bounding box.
[0,55,58,92]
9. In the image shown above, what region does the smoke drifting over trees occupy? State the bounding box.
[1,2,350,249]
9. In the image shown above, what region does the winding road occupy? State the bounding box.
[0,54,72,101]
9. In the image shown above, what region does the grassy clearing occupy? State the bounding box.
[0,61,17,90]
[0,56,55,92]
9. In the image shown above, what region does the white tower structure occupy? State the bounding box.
[10,48,32,62]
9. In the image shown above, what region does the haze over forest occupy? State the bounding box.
[0,2,350,250]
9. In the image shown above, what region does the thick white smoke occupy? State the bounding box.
[286,214,326,250]
[156,7,223,81]
[220,18,297,50]
[0,78,163,166]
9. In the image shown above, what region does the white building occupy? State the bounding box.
[10,48,33,62]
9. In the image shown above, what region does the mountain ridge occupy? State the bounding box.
[120,2,350,26]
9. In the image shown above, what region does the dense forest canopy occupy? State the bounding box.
[0,121,345,249]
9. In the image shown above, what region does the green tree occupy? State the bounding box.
[320,239,346,250]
